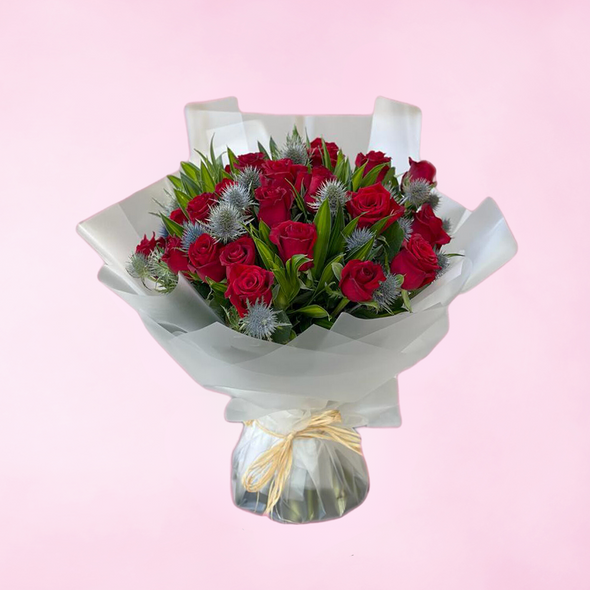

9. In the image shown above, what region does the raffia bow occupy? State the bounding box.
[242,410,363,515]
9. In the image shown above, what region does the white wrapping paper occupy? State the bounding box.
[78,97,517,522]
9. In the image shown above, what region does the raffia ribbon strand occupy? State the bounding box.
[241,410,362,515]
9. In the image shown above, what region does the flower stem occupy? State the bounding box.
[332,297,350,319]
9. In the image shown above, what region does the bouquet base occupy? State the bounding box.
[231,414,369,524]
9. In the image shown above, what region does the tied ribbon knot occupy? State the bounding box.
[242,410,363,515]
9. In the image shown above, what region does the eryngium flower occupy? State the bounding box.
[239,301,287,341]
[206,202,248,243]
[314,179,349,214]
[373,273,403,312]
[442,218,453,234]
[181,221,207,250]
[397,217,414,241]
[126,252,150,279]
[234,165,261,192]
[403,179,433,207]
[279,133,309,166]
[426,189,442,210]
[345,227,374,252]
[220,183,252,210]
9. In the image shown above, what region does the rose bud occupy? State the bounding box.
[234,152,267,171]
[270,221,317,271]
[390,234,440,290]
[187,234,225,282]
[161,236,190,274]
[347,183,405,229]
[169,208,188,226]
[402,157,437,185]
[412,204,451,246]
[219,236,257,279]
[355,151,391,183]
[186,192,217,223]
[339,260,386,302]
[136,233,165,256]
[308,138,339,168]
[254,183,294,227]
[225,264,275,317]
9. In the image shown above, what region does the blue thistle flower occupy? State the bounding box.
[280,133,309,165]
[313,179,349,214]
[158,223,169,239]
[234,165,261,192]
[206,202,248,243]
[373,273,403,312]
[220,183,252,210]
[126,252,150,279]
[426,189,441,210]
[397,217,413,241]
[181,221,207,250]
[442,218,452,234]
[403,179,433,207]
[239,301,288,341]
[345,227,374,252]
[147,250,178,293]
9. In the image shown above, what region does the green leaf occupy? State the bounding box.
[271,310,293,344]
[342,216,361,239]
[160,214,184,238]
[258,220,273,248]
[295,304,330,319]
[381,220,405,260]
[269,137,280,159]
[226,147,238,171]
[351,162,368,191]
[253,237,283,272]
[369,215,395,236]
[167,175,183,189]
[401,289,412,312]
[180,172,200,197]
[359,163,389,188]
[205,277,228,296]
[333,152,351,187]
[180,161,200,182]
[331,262,343,281]
[311,199,331,279]
[173,189,191,212]
[257,141,270,160]
[327,204,345,258]
[321,139,334,172]
[315,253,344,293]
[200,162,216,193]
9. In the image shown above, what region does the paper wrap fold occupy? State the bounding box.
[78,97,517,521]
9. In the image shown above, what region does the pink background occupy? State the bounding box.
[1,1,589,588]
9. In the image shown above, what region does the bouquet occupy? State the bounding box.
[78,97,517,523]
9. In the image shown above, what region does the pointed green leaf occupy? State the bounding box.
[311,199,331,279]
[160,214,184,238]
[295,305,330,319]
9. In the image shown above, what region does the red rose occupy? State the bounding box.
[402,157,437,185]
[162,236,189,274]
[355,151,391,183]
[412,204,451,246]
[235,152,267,171]
[169,208,188,226]
[225,264,275,317]
[219,236,257,279]
[390,234,440,290]
[136,233,165,256]
[186,192,217,223]
[339,260,386,302]
[215,178,235,195]
[295,166,334,209]
[270,221,317,271]
[309,138,339,167]
[261,159,307,186]
[347,183,405,229]
[254,184,294,227]
[187,234,225,282]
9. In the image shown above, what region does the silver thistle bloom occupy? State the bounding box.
[345,227,374,252]
[403,179,433,207]
[239,301,287,341]
[436,251,450,278]
[181,221,207,250]
[234,165,261,192]
[373,273,403,312]
[279,133,309,165]
[206,202,248,243]
[442,217,453,234]
[220,183,252,210]
[313,179,349,214]
[147,250,178,293]
[126,252,150,279]
[426,188,442,210]
[397,217,414,241]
